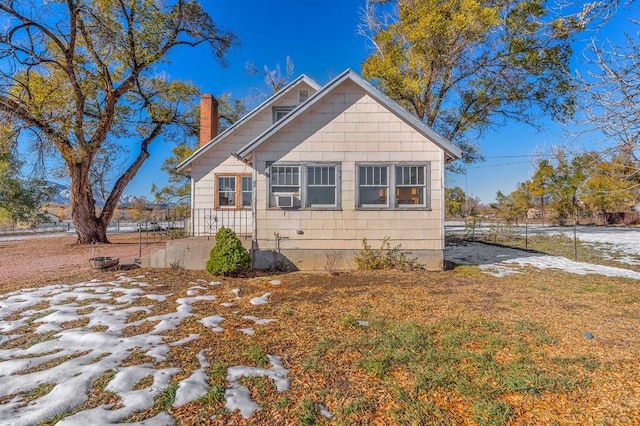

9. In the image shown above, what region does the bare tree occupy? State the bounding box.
[577,35,640,160]
[572,8,640,200]
[246,56,295,97]
[0,1,236,243]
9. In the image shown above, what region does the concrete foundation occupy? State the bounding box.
[147,237,444,271]
[146,236,250,270]
[252,248,444,271]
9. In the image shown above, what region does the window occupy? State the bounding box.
[270,165,300,193]
[217,176,236,207]
[216,174,252,209]
[299,89,309,103]
[358,164,430,209]
[307,166,336,207]
[241,176,252,208]
[268,163,339,209]
[396,165,426,206]
[272,106,295,123]
[358,165,388,206]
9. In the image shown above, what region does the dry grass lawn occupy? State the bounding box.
[1,254,638,424]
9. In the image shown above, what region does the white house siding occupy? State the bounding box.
[252,80,446,269]
[189,81,317,237]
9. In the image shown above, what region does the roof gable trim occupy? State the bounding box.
[235,70,462,161]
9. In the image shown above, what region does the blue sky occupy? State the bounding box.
[122,0,636,203]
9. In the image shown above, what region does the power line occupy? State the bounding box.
[467,160,533,169]
[483,154,554,159]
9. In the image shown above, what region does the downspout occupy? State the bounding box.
[190,175,195,237]
[440,150,446,259]
[251,152,258,269]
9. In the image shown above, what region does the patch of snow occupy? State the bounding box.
[479,264,522,278]
[170,334,200,346]
[224,355,289,418]
[58,366,180,426]
[357,320,369,327]
[220,302,234,308]
[0,274,288,424]
[240,328,255,335]
[199,315,225,332]
[446,241,640,280]
[0,277,232,425]
[319,403,334,419]
[224,383,262,419]
[145,294,167,301]
[250,293,271,305]
[173,351,210,407]
[209,281,221,286]
[269,279,281,286]
[242,315,276,325]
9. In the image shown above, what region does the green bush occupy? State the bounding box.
[206,227,251,276]
[354,237,423,271]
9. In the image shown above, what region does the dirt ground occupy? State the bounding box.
[0,233,167,291]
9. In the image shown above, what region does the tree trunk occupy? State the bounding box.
[70,163,110,244]
[73,208,109,244]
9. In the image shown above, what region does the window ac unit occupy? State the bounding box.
[275,194,295,208]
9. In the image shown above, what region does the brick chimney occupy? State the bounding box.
[199,94,219,147]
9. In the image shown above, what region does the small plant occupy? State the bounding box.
[324,250,341,274]
[39,410,71,426]
[485,222,514,244]
[21,383,55,403]
[157,382,178,409]
[206,227,251,276]
[169,260,183,270]
[199,383,225,405]
[353,237,423,271]
[338,314,359,328]
[464,216,480,240]
[168,229,185,239]
[297,398,320,426]
[245,344,269,368]
[200,361,227,406]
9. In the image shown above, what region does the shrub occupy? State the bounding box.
[354,237,423,271]
[206,227,251,276]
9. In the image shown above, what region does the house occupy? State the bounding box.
[39,211,61,224]
[527,208,542,220]
[166,70,461,271]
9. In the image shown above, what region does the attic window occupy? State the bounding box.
[273,106,294,123]
[299,89,309,103]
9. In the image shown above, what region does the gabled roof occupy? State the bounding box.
[176,74,322,173]
[234,69,462,162]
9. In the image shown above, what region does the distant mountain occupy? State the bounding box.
[44,182,143,207]
[45,181,73,205]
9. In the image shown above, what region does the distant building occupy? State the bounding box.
[527,208,542,219]
[40,211,61,224]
